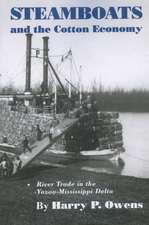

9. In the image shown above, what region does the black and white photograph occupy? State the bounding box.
[0,1,149,225]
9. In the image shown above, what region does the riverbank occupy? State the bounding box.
[0,165,148,225]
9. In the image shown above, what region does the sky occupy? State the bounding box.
[0,0,149,91]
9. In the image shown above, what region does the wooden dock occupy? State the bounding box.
[12,117,78,174]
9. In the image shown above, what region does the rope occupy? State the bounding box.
[124,152,149,164]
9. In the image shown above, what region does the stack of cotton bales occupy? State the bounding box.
[96,112,123,150]
[65,112,124,152]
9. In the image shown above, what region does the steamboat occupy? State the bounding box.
[0,34,125,176]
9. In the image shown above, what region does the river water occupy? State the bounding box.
[119,113,149,179]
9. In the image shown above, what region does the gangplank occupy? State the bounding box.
[12,117,78,174]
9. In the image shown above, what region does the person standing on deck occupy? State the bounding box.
[36,124,42,141]
[49,124,54,142]
[2,136,8,144]
[22,136,31,153]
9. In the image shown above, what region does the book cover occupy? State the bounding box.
[0,1,149,225]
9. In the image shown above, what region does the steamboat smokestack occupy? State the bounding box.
[42,36,49,94]
[25,33,32,93]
